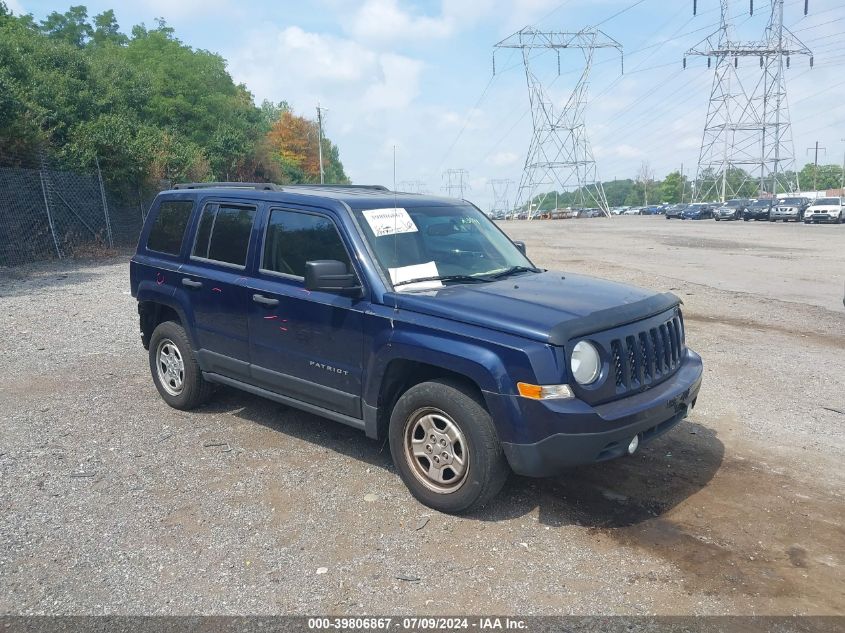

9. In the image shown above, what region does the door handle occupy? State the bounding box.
[182,278,203,289]
[252,294,279,307]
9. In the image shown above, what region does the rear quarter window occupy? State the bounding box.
[147,200,194,255]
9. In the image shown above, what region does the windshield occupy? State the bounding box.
[687,204,705,211]
[751,200,771,207]
[814,198,840,206]
[352,204,535,290]
[725,200,742,207]
[780,198,802,205]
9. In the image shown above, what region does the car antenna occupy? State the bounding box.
[392,145,399,312]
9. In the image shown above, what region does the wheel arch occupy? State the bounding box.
[364,338,510,441]
[137,293,195,351]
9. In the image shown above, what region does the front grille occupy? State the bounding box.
[610,314,684,395]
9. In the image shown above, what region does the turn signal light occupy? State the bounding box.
[517,382,574,400]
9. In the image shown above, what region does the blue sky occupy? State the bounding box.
[10,0,845,208]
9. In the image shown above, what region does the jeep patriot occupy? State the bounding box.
[130,183,703,513]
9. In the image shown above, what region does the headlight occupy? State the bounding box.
[571,340,601,385]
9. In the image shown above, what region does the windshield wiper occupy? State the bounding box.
[393,274,491,288]
[486,265,542,280]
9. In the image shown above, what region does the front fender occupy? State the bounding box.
[363,321,547,444]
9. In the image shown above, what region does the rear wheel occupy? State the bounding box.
[149,321,214,410]
[388,379,509,513]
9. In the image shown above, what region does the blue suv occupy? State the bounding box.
[130,183,703,513]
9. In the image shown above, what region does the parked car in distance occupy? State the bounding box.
[714,198,750,221]
[682,203,714,220]
[743,199,775,221]
[664,204,687,219]
[770,196,809,222]
[624,207,642,215]
[803,197,844,224]
[129,182,703,513]
[639,205,662,215]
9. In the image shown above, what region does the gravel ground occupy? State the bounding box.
[0,217,843,616]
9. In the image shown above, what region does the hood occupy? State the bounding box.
[386,271,679,344]
[808,205,839,210]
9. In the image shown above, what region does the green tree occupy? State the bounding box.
[798,162,843,191]
[0,4,349,187]
[40,5,93,46]
[660,171,688,203]
[91,9,127,46]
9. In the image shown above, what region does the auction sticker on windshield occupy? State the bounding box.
[362,207,418,237]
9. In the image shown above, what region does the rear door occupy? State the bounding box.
[179,200,259,380]
[246,206,366,418]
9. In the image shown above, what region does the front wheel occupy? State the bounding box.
[388,380,509,513]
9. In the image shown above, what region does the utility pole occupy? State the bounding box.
[442,169,470,198]
[494,28,623,218]
[680,162,687,203]
[316,103,327,184]
[686,0,812,201]
[806,141,826,192]
[840,138,845,195]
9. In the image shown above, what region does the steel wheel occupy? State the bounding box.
[403,408,469,493]
[156,338,185,396]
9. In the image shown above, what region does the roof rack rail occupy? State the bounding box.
[172,182,282,191]
[283,184,390,191]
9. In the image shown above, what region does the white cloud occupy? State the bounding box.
[486,151,519,166]
[228,25,422,113]
[349,0,453,41]
[137,0,231,20]
[5,0,24,14]
[346,0,496,43]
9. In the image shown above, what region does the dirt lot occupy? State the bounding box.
[1,217,843,616]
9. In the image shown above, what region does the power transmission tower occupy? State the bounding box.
[442,169,469,198]
[489,179,515,217]
[398,180,429,194]
[685,0,812,202]
[494,28,622,218]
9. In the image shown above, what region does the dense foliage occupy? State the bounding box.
[0,3,349,187]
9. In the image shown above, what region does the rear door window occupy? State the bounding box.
[192,203,256,267]
[147,200,194,255]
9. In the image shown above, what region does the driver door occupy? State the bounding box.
[246,207,367,418]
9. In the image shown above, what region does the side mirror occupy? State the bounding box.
[513,240,527,256]
[304,260,362,297]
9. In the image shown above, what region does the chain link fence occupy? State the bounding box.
[0,148,165,266]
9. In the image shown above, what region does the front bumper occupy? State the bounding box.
[495,350,703,477]
[806,213,838,223]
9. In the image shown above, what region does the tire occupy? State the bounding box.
[148,320,214,410]
[715,217,720,221]
[743,217,749,222]
[388,379,509,514]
